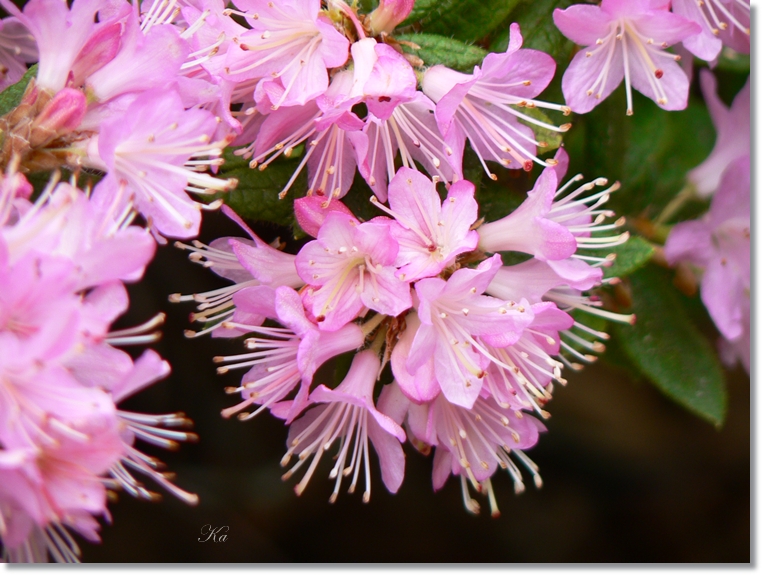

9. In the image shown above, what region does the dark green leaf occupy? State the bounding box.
[395,33,487,71]
[0,64,37,117]
[489,0,575,63]
[214,148,307,232]
[565,91,714,219]
[715,49,750,74]
[401,0,522,43]
[613,265,727,426]
[586,235,654,279]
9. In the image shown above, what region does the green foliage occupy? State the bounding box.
[395,33,487,71]
[564,91,714,219]
[0,64,37,117]
[587,235,654,279]
[400,0,522,43]
[214,149,307,233]
[613,265,727,427]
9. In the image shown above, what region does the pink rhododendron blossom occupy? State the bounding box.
[348,38,418,121]
[0,17,37,90]
[423,24,570,176]
[553,0,701,114]
[354,92,456,202]
[222,0,350,109]
[296,212,412,331]
[373,167,478,282]
[478,167,577,260]
[281,350,406,502]
[89,89,236,239]
[215,286,365,423]
[688,70,750,197]
[673,0,750,60]
[408,254,534,408]
[665,155,750,371]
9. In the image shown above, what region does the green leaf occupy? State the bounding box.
[214,148,307,232]
[565,91,714,219]
[395,33,487,71]
[400,0,522,43]
[586,235,654,279]
[0,64,37,117]
[613,265,727,426]
[489,0,575,62]
[714,49,750,74]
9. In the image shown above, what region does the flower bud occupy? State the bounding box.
[367,0,414,36]
[29,87,86,148]
[294,195,355,238]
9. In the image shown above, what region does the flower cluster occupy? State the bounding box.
[0,163,197,562]
[179,146,631,514]
[0,0,239,241]
[0,0,750,562]
[0,0,225,561]
[553,0,749,115]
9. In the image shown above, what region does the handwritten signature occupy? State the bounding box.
[198,524,229,543]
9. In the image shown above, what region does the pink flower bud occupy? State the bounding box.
[294,195,355,238]
[29,87,86,147]
[367,0,414,36]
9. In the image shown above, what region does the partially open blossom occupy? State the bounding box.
[554,0,701,114]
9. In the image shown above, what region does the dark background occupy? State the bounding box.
[80,210,751,563]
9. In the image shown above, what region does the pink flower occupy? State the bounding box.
[422,24,570,176]
[477,166,578,260]
[688,70,750,197]
[672,0,750,60]
[244,86,364,200]
[296,212,412,331]
[0,0,124,92]
[89,89,236,239]
[553,0,701,114]
[406,254,534,408]
[479,155,628,261]
[348,38,418,121]
[665,155,750,371]
[373,167,479,282]
[281,350,406,502]
[0,16,38,91]
[172,205,301,338]
[222,0,349,109]
[404,391,545,516]
[85,11,190,104]
[215,286,365,423]
[353,92,457,202]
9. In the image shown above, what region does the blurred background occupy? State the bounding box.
[81,210,750,564]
